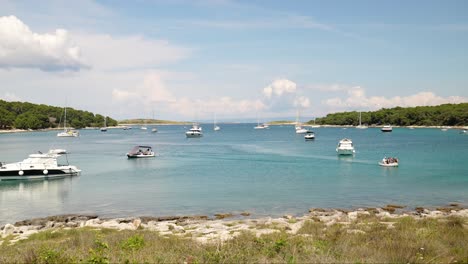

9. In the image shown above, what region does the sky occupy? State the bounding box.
[0,0,467,121]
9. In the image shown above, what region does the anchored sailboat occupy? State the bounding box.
[57,106,79,137]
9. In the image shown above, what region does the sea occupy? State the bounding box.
[1,124,467,225]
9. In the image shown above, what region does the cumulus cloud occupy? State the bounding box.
[0,16,87,71]
[112,71,265,118]
[263,79,297,98]
[294,96,310,108]
[324,86,467,110]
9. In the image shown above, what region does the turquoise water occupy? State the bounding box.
[1,125,467,224]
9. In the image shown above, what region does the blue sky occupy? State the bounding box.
[0,0,467,121]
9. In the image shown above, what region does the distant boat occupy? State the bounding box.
[100,116,107,132]
[48,149,67,154]
[126,145,155,158]
[151,127,158,133]
[304,131,315,140]
[140,126,147,130]
[213,113,221,131]
[379,157,399,167]
[381,125,393,132]
[57,106,79,137]
[336,138,355,155]
[441,127,449,131]
[356,112,368,129]
[310,118,320,128]
[295,109,308,133]
[186,124,203,138]
[254,123,269,129]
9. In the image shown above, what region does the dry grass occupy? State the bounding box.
[0,217,467,263]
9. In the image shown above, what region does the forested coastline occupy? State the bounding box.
[310,103,468,126]
[0,100,118,130]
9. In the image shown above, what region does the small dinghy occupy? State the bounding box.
[126,146,155,158]
[379,157,399,167]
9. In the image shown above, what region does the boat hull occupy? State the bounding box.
[379,162,398,167]
[0,168,81,181]
[336,149,355,155]
[186,132,203,138]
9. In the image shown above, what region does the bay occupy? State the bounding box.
[1,124,467,224]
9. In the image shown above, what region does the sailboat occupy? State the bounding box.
[57,106,79,137]
[213,114,220,131]
[151,110,158,132]
[140,119,147,130]
[100,116,107,132]
[295,109,308,134]
[310,118,320,128]
[254,113,269,129]
[356,111,368,129]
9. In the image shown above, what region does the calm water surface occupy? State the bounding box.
[1,125,467,224]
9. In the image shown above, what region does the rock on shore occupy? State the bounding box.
[1,207,467,245]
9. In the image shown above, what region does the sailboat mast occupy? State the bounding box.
[359,112,362,126]
[64,107,67,131]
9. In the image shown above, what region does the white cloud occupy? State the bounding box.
[0,16,87,71]
[323,86,468,110]
[72,33,189,70]
[262,79,297,98]
[0,92,22,102]
[294,96,310,108]
[112,71,265,118]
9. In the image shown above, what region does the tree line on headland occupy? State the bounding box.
[0,100,118,130]
[309,103,468,126]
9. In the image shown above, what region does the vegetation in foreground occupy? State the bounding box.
[0,100,118,130]
[1,216,466,263]
[311,103,468,126]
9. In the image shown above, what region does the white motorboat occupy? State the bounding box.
[460,129,467,134]
[381,125,393,132]
[126,145,155,158]
[304,131,315,140]
[0,152,81,181]
[151,127,158,133]
[57,107,79,137]
[140,126,147,130]
[379,157,399,167]
[213,114,221,131]
[356,112,368,129]
[441,127,448,131]
[186,124,203,137]
[336,138,355,155]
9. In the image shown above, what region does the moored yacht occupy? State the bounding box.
[356,112,368,129]
[57,106,79,137]
[381,125,393,132]
[186,124,203,137]
[336,138,355,155]
[0,152,81,181]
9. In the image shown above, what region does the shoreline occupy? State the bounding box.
[1,124,467,134]
[2,204,466,245]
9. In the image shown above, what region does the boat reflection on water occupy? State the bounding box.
[0,177,77,224]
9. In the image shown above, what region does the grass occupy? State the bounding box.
[0,217,467,263]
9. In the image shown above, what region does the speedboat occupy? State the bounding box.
[336,138,355,155]
[140,126,147,130]
[379,157,399,167]
[151,127,158,133]
[126,146,155,158]
[0,152,81,181]
[214,125,221,131]
[186,124,203,137]
[304,131,315,140]
[254,123,269,129]
[100,127,107,132]
[381,125,393,132]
